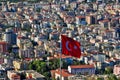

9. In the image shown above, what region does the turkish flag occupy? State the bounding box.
[61,35,81,58]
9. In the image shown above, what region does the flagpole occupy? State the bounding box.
[60,37,62,80]
[47,48,49,66]
[60,35,81,79]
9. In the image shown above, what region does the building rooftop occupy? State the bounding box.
[51,69,73,77]
[69,64,95,69]
[25,70,45,78]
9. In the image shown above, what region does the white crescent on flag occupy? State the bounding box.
[62,35,81,58]
[66,41,71,51]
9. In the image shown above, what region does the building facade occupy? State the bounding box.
[68,65,95,75]
[4,28,16,45]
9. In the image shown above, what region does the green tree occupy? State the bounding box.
[28,60,49,79]
[107,74,118,80]
[28,62,36,70]
[49,59,60,70]
[43,72,51,80]
[62,60,68,69]
[97,77,103,80]
[72,60,83,65]
[104,67,113,74]
[36,66,41,72]
[52,78,56,80]
[28,59,68,79]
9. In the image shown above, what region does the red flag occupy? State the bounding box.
[61,35,81,58]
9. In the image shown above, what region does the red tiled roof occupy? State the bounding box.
[24,58,32,61]
[51,69,73,77]
[55,54,72,59]
[81,54,88,57]
[48,54,72,60]
[70,64,95,69]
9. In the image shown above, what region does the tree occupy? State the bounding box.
[62,60,68,69]
[28,60,50,79]
[52,78,56,80]
[72,60,84,65]
[104,67,113,74]
[43,72,51,80]
[107,74,118,80]
[49,59,60,70]
[97,77,103,80]
[28,62,36,70]
[28,59,68,79]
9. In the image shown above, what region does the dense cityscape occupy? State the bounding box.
[0,0,120,80]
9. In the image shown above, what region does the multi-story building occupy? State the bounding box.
[92,53,106,63]
[3,28,16,45]
[13,60,29,70]
[26,70,45,80]
[68,64,95,75]
[99,19,110,29]
[19,49,34,58]
[86,15,97,24]
[7,70,20,80]
[7,70,45,80]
